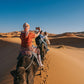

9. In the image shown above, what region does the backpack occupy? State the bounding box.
[35,35,42,45]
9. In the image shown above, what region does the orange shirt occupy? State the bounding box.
[20,32,35,47]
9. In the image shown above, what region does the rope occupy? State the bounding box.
[25,55,34,71]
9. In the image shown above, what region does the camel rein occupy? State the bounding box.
[25,55,34,71]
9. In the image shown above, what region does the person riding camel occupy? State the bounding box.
[44,31,50,45]
[35,30,44,46]
[35,29,49,51]
[19,22,44,67]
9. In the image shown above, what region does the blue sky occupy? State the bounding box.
[0,0,84,34]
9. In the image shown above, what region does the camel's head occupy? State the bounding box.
[15,67,27,84]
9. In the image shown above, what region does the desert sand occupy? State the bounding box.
[0,32,84,84]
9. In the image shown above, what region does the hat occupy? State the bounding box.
[44,31,47,35]
[23,23,30,28]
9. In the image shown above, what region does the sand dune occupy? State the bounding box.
[0,38,20,84]
[50,37,84,48]
[0,36,84,84]
[34,47,84,84]
[46,47,84,84]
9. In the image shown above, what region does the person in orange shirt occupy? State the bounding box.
[19,22,44,67]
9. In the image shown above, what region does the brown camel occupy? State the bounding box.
[11,42,47,84]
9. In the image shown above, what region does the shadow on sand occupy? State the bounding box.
[0,39,20,83]
[50,37,84,48]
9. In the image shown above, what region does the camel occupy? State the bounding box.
[11,42,47,84]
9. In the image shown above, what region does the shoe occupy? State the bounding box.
[40,64,44,67]
[47,49,49,51]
